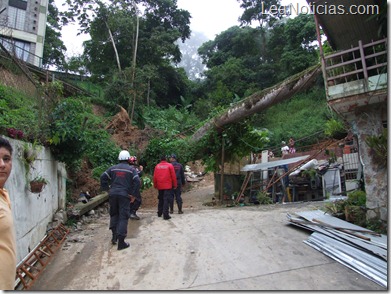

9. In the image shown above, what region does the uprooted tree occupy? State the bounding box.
[190,64,322,143]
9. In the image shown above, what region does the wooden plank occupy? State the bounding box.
[71,192,109,216]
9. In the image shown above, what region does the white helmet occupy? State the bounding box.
[118,150,131,161]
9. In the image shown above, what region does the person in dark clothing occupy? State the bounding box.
[128,155,143,220]
[100,150,140,250]
[169,154,186,214]
[153,154,177,220]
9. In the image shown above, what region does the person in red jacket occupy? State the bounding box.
[153,154,177,220]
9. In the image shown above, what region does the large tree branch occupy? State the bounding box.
[190,64,322,142]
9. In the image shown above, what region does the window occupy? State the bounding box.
[9,0,28,9]
[14,39,30,62]
[8,6,26,30]
[0,37,30,62]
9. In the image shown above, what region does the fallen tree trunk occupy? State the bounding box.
[190,64,322,142]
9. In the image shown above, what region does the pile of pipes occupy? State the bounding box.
[287,210,387,288]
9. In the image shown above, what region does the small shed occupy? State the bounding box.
[240,156,311,203]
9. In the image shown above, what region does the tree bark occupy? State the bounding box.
[190,65,322,142]
[129,12,140,124]
[105,21,122,72]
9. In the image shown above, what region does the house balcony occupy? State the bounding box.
[323,38,387,117]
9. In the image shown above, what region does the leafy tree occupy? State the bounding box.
[42,0,67,69]
[63,0,192,110]
[198,26,267,106]
[143,105,199,136]
[63,0,191,73]
[48,98,91,167]
[196,120,270,172]
[66,55,89,77]
[237,0,283,58]
[270,14,318,80]
[237,0,282,28]
[198,26,262,69]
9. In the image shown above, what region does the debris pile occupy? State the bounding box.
[184,165,207,182]
[287,210,387,288]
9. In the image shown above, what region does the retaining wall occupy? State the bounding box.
[2,136,67,264]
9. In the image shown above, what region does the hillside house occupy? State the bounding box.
[309,0,387,222]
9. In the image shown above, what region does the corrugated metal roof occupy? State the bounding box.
[305,232,387,288]
[294,210,373,232]
[241,155,309,172]
[287,210,387,288]
[308,0,383,50]
[287,215,387,260]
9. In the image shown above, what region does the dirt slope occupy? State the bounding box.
[69,106,210,210]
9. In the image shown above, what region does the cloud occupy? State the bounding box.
[177,0,242,40]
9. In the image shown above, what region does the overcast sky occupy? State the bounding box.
[176,0,243,39]
[57,0,309,56]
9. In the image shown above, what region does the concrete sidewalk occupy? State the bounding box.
[31,204,385,290]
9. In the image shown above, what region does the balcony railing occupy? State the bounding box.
[324,38,387,100]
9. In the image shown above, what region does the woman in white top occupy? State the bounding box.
[281,141,289,156]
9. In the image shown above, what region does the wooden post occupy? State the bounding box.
[219,135,225,203]
[313,14,328,92]
[358,40,369,83]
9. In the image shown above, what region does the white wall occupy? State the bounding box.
[2,136,67,264]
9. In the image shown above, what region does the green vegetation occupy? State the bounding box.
[322,190,385,234]
[365,128,387,165]
[324,117,348,139]
[254,87,331,153]
[0,85,40,137]
[256,191,273,205]
[5,0,384,212]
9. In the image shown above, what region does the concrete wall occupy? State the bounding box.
[2,136,67,264]
[352,104,388,222]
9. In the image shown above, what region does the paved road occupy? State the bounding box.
[31,202,384,291]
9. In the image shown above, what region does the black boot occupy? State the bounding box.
[111,229,118,245]
[117,236,130,250]
[178,203,183,214]
[170,203,174,214]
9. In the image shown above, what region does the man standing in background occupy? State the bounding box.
[169,154,186,214]
[153,155,177,220]
[128,155,143,220]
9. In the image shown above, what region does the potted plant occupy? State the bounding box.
[19,140,42,182]
[29,175,49,193]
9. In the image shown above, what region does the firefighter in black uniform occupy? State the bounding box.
[100,150,140,250]
[128,155,143,220]
[169,154,186,214]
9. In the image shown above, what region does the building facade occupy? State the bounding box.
[0,0,48,67]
